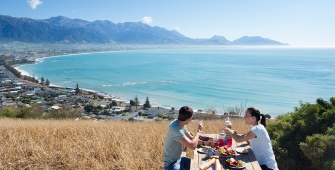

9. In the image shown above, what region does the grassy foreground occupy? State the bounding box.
[0,118,251,169]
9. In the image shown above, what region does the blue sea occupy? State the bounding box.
[17,46,335,117]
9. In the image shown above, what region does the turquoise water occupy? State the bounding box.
[18,46,335,117]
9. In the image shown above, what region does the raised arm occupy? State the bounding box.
[185,131,194,140]
[223,127,256,142]
[179,131,201,150]
[179,122,203,150]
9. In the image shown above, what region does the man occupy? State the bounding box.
[163,106,213,170]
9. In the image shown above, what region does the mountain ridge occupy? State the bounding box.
[0,15,287,45]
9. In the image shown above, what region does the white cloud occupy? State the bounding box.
[27,0,43,9]
[175,26,180,30]
[141,16,153,24]
[73,10,76,13]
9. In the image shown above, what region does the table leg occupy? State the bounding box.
[198,153,200,167]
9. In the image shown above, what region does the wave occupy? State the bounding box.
[102,84,120,87]
[14,67,31,76]
[102,81,147,87]
[123,82,137,86]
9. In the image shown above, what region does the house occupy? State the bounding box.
[145,110,163,117]
[112,106,125,113]
[13,82,23,86]
[31,97,44,103]
[58,95,67,100]
[0,88,8,92]
[51,106,61,110]
[9,91,18,95]
[10,87,22,91]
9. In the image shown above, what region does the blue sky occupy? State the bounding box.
[1,0,335,46]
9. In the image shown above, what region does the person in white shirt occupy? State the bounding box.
[223,107,279,170]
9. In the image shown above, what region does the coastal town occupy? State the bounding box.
[0,44,241,121]
[0,43,187,121]
[0,63,180,121]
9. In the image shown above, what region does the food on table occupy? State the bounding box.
[214,145,235,156]
[225,158,244,167]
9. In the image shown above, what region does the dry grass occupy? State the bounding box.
[0,118,251,169]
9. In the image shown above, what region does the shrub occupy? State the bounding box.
[0,107,19,118]
[44,105,81,119]
[16,104,44,119]
[268,97,335,170]
[300,124,335,169]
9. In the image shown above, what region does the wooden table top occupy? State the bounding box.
[192,134,262,170]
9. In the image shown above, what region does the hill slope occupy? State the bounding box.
[0,15,287,45]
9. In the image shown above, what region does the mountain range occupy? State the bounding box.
[0,15,287,45]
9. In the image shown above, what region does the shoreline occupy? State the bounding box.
[12,49,178,110]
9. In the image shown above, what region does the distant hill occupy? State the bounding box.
[203,35,232,45]
[0,15,287,45]
[233,36,287,45]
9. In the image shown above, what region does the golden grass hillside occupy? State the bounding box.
[0,118,251,169]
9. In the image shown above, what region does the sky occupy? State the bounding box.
[1,0,335,46]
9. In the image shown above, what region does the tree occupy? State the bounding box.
[300,124,335,169]
[267,97,335,170]
[84,104,94,113]
[111,100,118,106]
[75,83,80,95]
[143,96,151,109]
[45,79,50,86]
[264,114,271,119]
[130,100,135,106]
[128,105,133,112]
[134,95,139,111]
[41,76,45,85]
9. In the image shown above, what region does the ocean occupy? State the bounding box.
[17,46,335,117]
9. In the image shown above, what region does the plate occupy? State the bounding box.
[213,150,235,158]
[225,161,247,169]
[235,147,248,154]
[197,147,208,154]
[219,153,234,158]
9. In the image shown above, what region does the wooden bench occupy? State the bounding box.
[190,136,261,170]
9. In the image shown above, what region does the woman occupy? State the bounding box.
[223,107,278,170]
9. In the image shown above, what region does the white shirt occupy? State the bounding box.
[250,124,279,170]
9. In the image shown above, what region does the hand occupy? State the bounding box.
[223,127,234,135]
[205,138,214,147]
[198,121,203,132]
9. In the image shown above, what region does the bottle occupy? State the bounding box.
[206,148,213,158]
[225,117,233,147]
[226,117,232,129]
[218,131,226,147]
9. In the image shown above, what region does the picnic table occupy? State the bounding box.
[190,134,262,170]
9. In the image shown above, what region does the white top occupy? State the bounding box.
[250,124,279,170]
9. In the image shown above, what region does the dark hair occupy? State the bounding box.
[247,107,266,127]
[178,106,193,121]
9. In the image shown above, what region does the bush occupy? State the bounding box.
[300,124,335,169]
[268,97,335,170]
[0,107,19,118]
[44,105,81,119]
[16,104,44,119]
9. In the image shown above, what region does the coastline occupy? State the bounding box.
[12,49,177,110]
